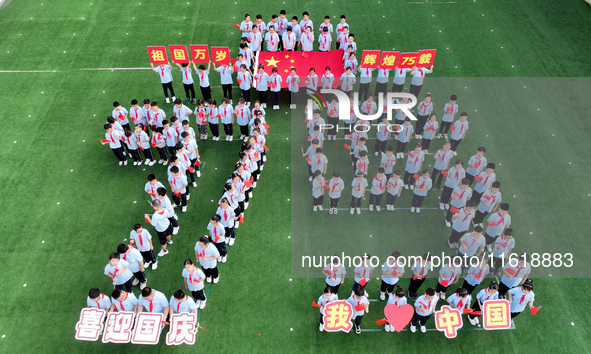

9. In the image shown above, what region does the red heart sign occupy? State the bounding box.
[384,303,414,333]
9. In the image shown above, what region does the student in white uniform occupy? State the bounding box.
[182,259,207,309]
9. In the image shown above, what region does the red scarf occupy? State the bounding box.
[119,292,128,311]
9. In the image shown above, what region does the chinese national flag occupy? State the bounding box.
[379,51,400,70]
[258,49,344,89]
[441,170,449,177]
[450,206,460,214]
[360,50,381,69]
[398,52,419,69]
[169,45,190,64]
[417,49,436,67]
[147,46,168,65]
[190,44,210,63]
[211,46,230,65]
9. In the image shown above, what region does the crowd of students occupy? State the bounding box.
[93,89,269,329]
[307,90,536,334]
[98,8,535,336]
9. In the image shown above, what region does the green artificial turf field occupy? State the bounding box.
[0,0,590,352]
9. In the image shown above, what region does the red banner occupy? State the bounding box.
[379,51,400,69]
[189,45,210,63]
[417,49,436,67]
[211,47,230,65]
[360,50,381,69]
[398,52,418,69]
[258,49,344,88]
[147,46,168,65]
[168,45,189,64]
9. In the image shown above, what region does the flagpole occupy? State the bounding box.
[252,51,260,87]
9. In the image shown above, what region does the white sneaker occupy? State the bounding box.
[144,261,152,268]
[453,151,457,156]
[213,277,219,283]
[144,159,150,165]
[152,261,158,270]
[263,155,267,162]
[420,325,426,333]
[319,323,324,332]
[376,206,381,212]
[329,208,334,214]
[262,103,267,108]
[444,134,448,140]
[416,208,420,213]
[229,238,235,246]
[350,208,355,214]
[148,160,156,166]
[248,191,253,198]
[222,255,227,263]
[196,170,201,177]
[165,97,170,104]
[172,96,176,102]
[192,182,197,188]
[186,194,191,201]
[239,135,244,140]
[246,102,250,107]
[440,203,445,210]
[158,159,163,164]
[157,249,168,257]
[252,181,257,188]
[172,203,178,208]
[206,276,212,283]
[309,176,313,182]
[410,325,416,333]
[229,99,233,105]
[445,221,451,227]
[374,152,379,156]
[468,317,476,326]
[235,220,240,228]
[260,165,264,171]
[334,208,338,214]
[385,324,392,332]
[410,185,414,190]
[182,206,187,213]
[486,244,493,253]
[244,202,249,209]
[133,161,137,166]
[318,206,323,211]
[445,204,450,210]
[404,185,409,190]
[411,207,415,213]
[140,282,147,290]
[167,240,173,245]
[380,292,385,301]
[173,226,179,235]
[199,299,207,309]
[162,160,168,165]
[440,291,446,299]
[474,317,480,325]
[123,160,128,166]
[369,205,374,211]
[132,278,140,286]
[356,207,361,215]
[313,206,318,212]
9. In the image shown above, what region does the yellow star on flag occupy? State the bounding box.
[290,59,295,63]
[284,69,289,73]
[284,55,290,59]
[265,56,280,67]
